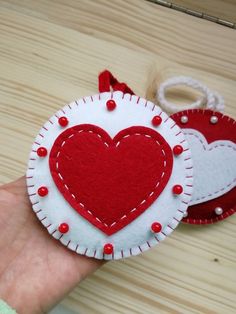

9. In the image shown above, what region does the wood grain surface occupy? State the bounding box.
[0,1,235,313]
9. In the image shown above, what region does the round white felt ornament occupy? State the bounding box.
[27,91,193,260]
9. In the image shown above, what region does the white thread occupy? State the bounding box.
[157,76,225,114]
[55,129,167,228]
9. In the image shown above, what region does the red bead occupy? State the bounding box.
[58,116,68,127]
[173,185,183,195]
[58,222,69,234]
[106,99,116,111]
[151,222,162,233]
[37,186,48,197]
[103,243,113,255]
[152,115,162,126]
[173,145,183,156]
[37,147,47,157]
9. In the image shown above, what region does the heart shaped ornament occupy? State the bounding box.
[27,92,193,259]
[171,109,236,224]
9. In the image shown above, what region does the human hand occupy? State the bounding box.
[0,177,103,314]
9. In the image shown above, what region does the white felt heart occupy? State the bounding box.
[184,129,236,206]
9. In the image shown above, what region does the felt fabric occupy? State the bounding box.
[184,129,236,205]
[171,109,236,224]
[27,91,193,260]
[98,70,135,95]
[49,124,173,235]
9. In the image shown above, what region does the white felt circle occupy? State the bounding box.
[27,91,193,260]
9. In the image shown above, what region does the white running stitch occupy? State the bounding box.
[55,129,168,228]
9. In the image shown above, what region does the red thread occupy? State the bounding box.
[98,70,135,94]
[171,109,236,225]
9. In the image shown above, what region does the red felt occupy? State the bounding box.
[98,70,135,95]
[171,109,236,224]
[171,109,236,143]
[183,187,236,224]
[50,124,173,235]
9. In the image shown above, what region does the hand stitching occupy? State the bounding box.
[55,128,167,228]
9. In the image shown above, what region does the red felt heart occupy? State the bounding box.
[49,124,173,235]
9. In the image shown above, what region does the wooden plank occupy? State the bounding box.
[172,0,236,23]
[0,1,235,313]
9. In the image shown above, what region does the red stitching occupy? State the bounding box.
[183,207,236,224]
[28,92,193,259]
[164,117,169,123]
[175,131,181,136]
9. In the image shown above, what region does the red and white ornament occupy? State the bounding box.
[157,75,236,224]
[171,109,236,224]
[27,91,193,259]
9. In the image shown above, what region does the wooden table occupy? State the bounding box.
[0,1,235,313]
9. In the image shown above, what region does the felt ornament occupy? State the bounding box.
[27,71,193,260]
[157,76,236,224]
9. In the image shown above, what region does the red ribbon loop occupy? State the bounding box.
[98,70,135,95]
